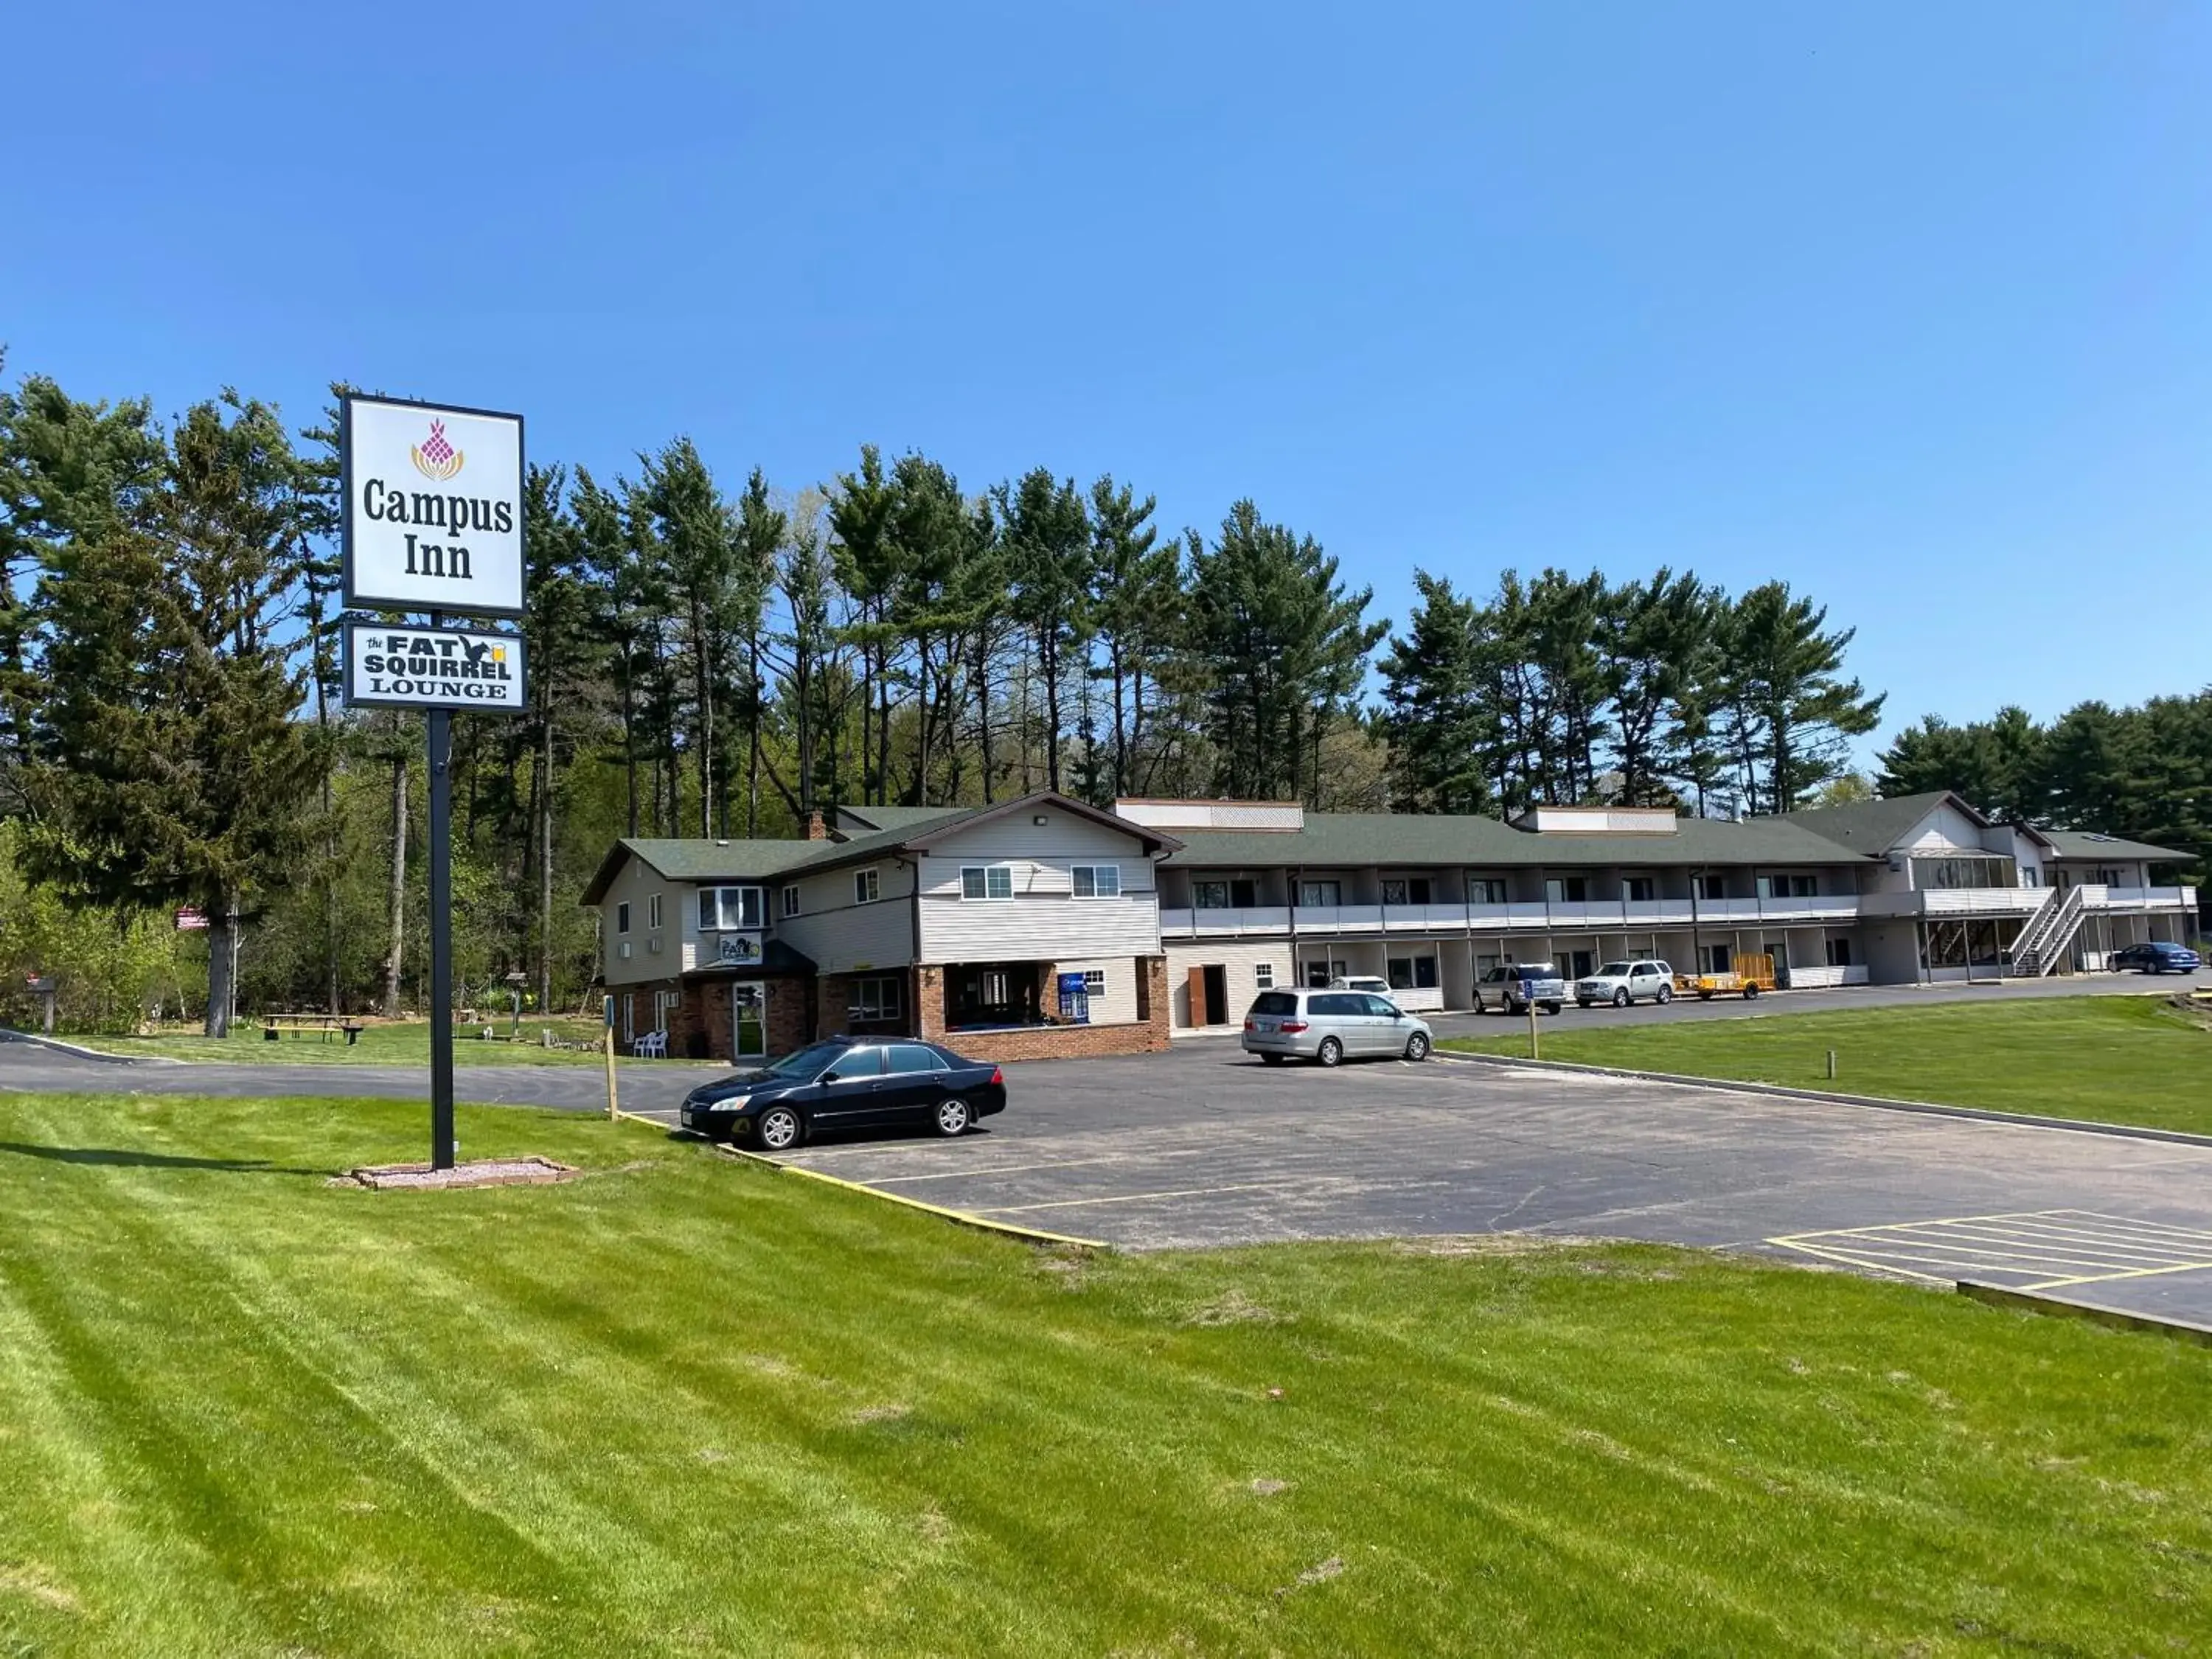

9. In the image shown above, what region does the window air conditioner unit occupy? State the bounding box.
[618,941,633,959]
[647,936,664,953]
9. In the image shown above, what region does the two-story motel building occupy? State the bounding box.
[582,788,2196,1060]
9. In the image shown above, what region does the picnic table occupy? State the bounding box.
[263,1015,367,1046]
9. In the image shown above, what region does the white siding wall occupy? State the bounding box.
[917,809,1163,963]
[774,858,917,975]
[1164,940,1293,1029]
[1906,804,1994,856]
[1051,956,1141,1026]
[599,857,681,986]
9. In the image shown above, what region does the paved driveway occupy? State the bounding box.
[766,1040,2212,1322]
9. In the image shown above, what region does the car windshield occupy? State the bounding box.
[1599,961,1632,976]
[763,1040,849,1080]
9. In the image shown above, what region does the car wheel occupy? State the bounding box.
[1404,1032,1430,1062]
[1697,990,1713,1001]
[1542,1001,1562,1016]
[933,1096,974,1138]
[1316,1036,1344,1067]
[1576,998,1593,1009]
[1744,983,1761,1000]
[1612,987,1630,1009]
[1655,984,1672,1004]
[756,1105,803,1152]
[1259,1051,1286,1066]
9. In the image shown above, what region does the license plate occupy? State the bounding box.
[1255,1020,1277,1034]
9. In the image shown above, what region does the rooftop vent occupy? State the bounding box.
[1113,799,1305,832]
[1513,805,1680,835]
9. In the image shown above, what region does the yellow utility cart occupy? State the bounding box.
[1676,953,1778,1001]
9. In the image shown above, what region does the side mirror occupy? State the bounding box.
[820,1070,841,1084]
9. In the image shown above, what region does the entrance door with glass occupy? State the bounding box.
[731,981,767,1058]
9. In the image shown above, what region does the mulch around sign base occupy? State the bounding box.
[338,1156,576,1192]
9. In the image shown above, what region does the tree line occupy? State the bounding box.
[1877,695,2212,876]
[5,358,2192,1034]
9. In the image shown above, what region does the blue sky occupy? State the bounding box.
[6,3,2206,763]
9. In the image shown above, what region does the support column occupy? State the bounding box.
[428,705,455,1170]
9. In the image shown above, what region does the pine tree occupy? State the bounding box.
[16,392,323,1034]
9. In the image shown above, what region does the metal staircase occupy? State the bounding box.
[2008,885,2086,978]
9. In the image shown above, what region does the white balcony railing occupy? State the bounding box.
[1785,964,1870,990]
[1919,888,2054,917]
[1158,905,1290,939]
[2097,886,2194,911]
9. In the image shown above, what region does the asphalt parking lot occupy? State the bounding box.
[759,1038,2212,1324]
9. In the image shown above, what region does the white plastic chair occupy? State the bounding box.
[633,1029,667,1059]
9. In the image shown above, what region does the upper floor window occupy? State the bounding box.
[1693,875,1728,900]
[1468,877,1509,906]
[697,886,763,931]
[1381,877,1432,906]
[1071,865,1121,899]
[1757,874,1818,899]
[1297,880,1341,908]
[647,892,664,930]
[853,867,881,905]
[616,901,631,934]
[961,865,1014,900]
[1192,877,1257,908]
[1621,877,1655,902]
[782,884,801,917]
[1545,877,1589,904]
[1911,856,2012,891]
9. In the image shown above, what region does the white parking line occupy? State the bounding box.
[1771,1209,2212,1289]
[862,1155,1135,1186]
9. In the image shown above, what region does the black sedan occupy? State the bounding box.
[678,1035,1006,1150]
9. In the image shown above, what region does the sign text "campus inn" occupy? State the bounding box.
[341,396,526,616]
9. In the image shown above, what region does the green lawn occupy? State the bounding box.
[2,1093,2208,1655]
[68,1019,719,1069]
[1444,994,2212,1136]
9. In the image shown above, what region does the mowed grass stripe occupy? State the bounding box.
[1,1090,2209,1655]
[1444,993,2212,1135]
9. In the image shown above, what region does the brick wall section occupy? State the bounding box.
[917,955,1173,1064]
[619,975,810,1061]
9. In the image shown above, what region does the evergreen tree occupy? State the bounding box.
[1724,582,1885,812]
[1378,571,1492,813]
[15,392,323,1034]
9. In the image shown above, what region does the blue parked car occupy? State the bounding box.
[2110,940,2202,974]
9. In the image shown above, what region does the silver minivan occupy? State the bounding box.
[1242,988,1433,1067]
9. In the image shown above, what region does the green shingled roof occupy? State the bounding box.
[1161,811,1871,869]
[2036,829,2192,863]
[832,804,973,834]
[1777,791,1966,855]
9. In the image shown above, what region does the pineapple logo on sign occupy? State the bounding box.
[410,419,464,481]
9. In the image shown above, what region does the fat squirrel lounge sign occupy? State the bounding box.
[343,624,529,711]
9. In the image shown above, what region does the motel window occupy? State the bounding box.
[1621,877,1655,902]
[1694,875,1728,900]
[1380,877,1432,906]
[1298,880,1341,908]
[2095,867,2127,886]
[1468,878,1508,906]
[1758,874,1818,899]
[961,865,1014,900]
[1565,950,1595,978]
[653,990,677,1031]
[853,867,881,905]
[782,884,801,918]
[1082,969,1106,995]
[848,975,902,1023]
[1703,944,1732,974]
[1545,877,1589,904]
[1192,880,1228,908]
[1825,937,1854,967]
[697,886,763,931]
[1386,954,1439,991]
[1254,963,1275,990]
[616,901,630,934]
[1071,865,1121,899]
[647,893,663,930]
[1304,958,1348,989]
[621,993,636,1040]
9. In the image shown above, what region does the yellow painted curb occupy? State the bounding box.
[714,1144,1110,1253]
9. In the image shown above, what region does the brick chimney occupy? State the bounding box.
[805,809,827,841]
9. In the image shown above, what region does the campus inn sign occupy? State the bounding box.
[343,623,529,712]
[341,394,526,616]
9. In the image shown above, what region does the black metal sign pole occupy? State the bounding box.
[428,610,456,1169]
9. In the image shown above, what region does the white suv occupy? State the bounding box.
[1576,959,1675,1009]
